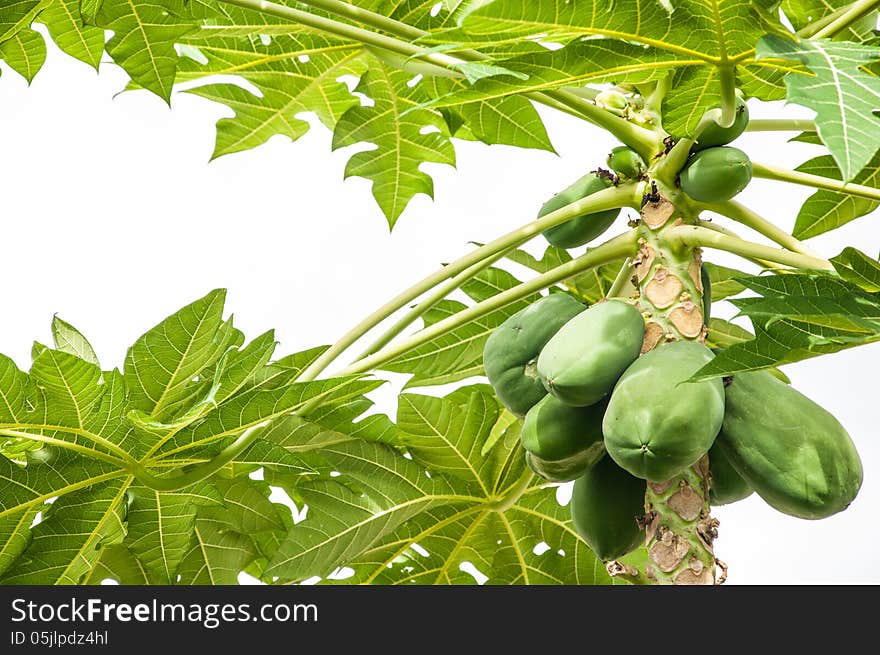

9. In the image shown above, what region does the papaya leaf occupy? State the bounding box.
[331,56,456,226]
[793,153,880,238]
[756,35,880,181]
[831,247,880,292]
[703,262,748,301]
[1,478,130,584]
[458,0,791,134]
[181,34,367,158]
[782,0,877,43]
[95,0,196,103]
[0,25,45,82]
[264,385,616,585]
[38,0,105,69]
[692,272,880,379]
[0,1,45,43]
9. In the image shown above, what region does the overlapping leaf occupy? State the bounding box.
[693,264,880,379]
[38,0,105,69]
[457,0,792,133]
[793,153,880,238]
[757,35,880,181]
[263,384,615,584]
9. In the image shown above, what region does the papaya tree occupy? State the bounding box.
[0,0,878,587]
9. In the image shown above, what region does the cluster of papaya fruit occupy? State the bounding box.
[483,294,863,562]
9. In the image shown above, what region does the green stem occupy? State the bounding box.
[487,467,535,512]
[132,423,268,492]
[0,429,129,468]
[218,0,463,72]
[298,0,425,39]
[698,200,823,258]
[663,225,834,270]
[334,230,639,378]
[606,257,634,298]
[718,65,737,128]
[746,119,816,132]
[810,0,880,39]
[752,160,880,202]
[357,249,509,360]
[645,71,673,116]
[299,183,642,381]
[696,220,790,271]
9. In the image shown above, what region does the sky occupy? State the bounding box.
[2,36,878,585]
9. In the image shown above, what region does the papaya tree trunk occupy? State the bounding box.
[611,183,720,585]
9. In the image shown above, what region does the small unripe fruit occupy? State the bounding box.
[607,146,646,179]
[679,146,752,202]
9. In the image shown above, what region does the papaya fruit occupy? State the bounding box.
[539,173,620,249]
[701,264,711,322]
[679,146,752,203]
[607,146,646,179]
[603,341,725,482]
[520,395,606,482]
[708,442,752,506]
[716,370,862,519]
[692,97,749,151]
[483,293,585,417]
[570,455,646,561]
[537,300,644,407]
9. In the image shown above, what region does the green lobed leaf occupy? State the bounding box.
[692,272,880,379]
[756,35,880,181]
[52,316,100,365]
[331,56,456,226]
[831,247,880,292]
[0,26,45,82]
[96,0,195,103]
[264,385,614,585]
[703,262,748,300]
[1,478,129,584]
[0,0,45,43]
[38,0,105,69]
[793,153,880,238]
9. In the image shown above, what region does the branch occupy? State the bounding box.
[298,182,642,381]
[698,199,824,258]
[606,257,634,298]
[696,220,787,271]
[746,119,816,132]
[334,230,640,378]
[662,225,833,271]
[811,0,880,39]
[752,160,880,202]
[356,249,508,360]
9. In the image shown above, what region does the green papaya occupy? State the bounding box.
[716,370,862,519]
[708,442,752,506]
[520,395,606,482]
[483,294,586,417]
[537,300,644,407]
[692,97,749,151]
[679,146,752,203]
[570,455,646,561]
[603,341,725,482]
[539,173,620,249]
[607,146,646,179]
[701,264,711,322]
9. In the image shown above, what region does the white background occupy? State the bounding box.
[2,39,878,584]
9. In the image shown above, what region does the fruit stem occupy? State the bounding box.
[752,160,880,202]
[698,199,825,258]
[299,183,642,381]
[333,230,639,378]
